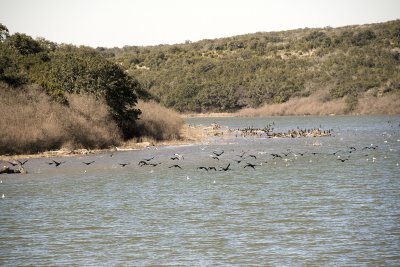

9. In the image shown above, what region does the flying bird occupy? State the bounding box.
[82,161,95,165]
[119,163,130,167]
[236,152,246,158]
[244,163,257,169]
[17,159,28,165]
[271,153,282,159]
[48,160,64,167]
[210,155,220,160]
[169,164,182,169]
[213,150,224,157]
[220,163,231,171]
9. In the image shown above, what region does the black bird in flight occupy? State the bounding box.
[143,156,155,161]
[249,154,257,159]
[138,160,149,166]
[140,161,160,167]
[337,158,349,162]
[197,166,209,171]
[119,163,129,167]
[17,159,28,165]
[332,150,343,155]
[169,164,182,169]
[236,152,246,158]
[213,150,224,157]
[210,155,220,160]
[82,161,95,165]
[7,161,19,167]
[244,163,257,169]
[220,163,231,171]
[49,160,64,167]
[271,153,282,159]
[208,167,217,171]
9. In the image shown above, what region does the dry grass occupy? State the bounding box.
[0,86,121,155]
[133,101,184,141]
[237,91,400,117]
[238,91,346,116]
[355,94,400,115]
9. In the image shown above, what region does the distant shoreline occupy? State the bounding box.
[182,93,400,118]
[2,108,399,161]
[0,121,332,161]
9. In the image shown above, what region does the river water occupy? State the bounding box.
[1,115,399,266]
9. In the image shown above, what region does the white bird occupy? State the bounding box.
[1,194,4,199]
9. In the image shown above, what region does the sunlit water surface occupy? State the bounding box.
[1,116,399,266]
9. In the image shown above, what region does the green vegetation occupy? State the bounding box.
[0,27,142,138]
[1,20,400,154]
[0,23,180,154]
[103,20,400,112]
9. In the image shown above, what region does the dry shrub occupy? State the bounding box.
[62,94,121,149]
[238,91,347,117]
[0,86,121,154]
[354,94,400,115]
[134,101,184,141]
[237,91,400,117]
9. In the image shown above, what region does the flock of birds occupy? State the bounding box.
[228,125,332,138]
[1,143,389,177]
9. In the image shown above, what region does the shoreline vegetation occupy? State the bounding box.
[0,121,333,162]
[182,91,400,117]
[1,87,399,161]
[1,20,400,161]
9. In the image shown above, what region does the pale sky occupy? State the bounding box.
[0,0,398,48]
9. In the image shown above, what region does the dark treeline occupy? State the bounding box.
[102,20,400,112]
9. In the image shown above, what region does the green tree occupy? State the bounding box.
[0,23,9,41]
[29,45,141,138]
[6,33,43,55]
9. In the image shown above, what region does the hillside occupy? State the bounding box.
[103,20,400,113]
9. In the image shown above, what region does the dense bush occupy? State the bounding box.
[133,101,184,141]
[105,20,400,112]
